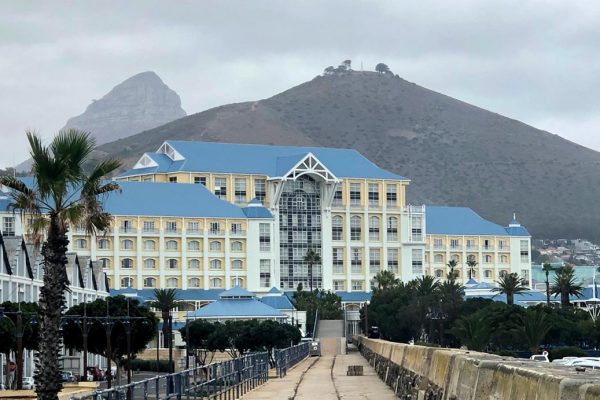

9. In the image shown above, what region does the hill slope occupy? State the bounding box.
[96,71,600,239]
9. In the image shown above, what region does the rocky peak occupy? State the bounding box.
[63,71,186,145]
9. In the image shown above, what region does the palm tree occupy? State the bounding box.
[493,273,528,305]
[449,314,492,352]
[446,259,458,280]
[466,259,478,280]
[371,270,399,291]
[541,263,554,306]
[0,130,120,400]
[304,249,321,292]
[519,309,553,353]
[150,288,181,373]
[550,265,583,307]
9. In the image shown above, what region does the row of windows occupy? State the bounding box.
[333,183,399,207]
[79,239,245,252]
[430,254,510,264]
[332,247,399,274]
[431,238,509,249]
[432,269,511,279]
[99,258,244,270]
[332,216,399,241]
[107,220,246,234]
[167,176,268,203]
[119,276,243,289]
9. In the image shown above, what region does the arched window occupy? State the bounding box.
[484,255,492,263]
[121,258,133,269]
[121,239,133,250]
[369,216,380,241]
[167,259,178,269]
[210,278,222,288]
[166,240,178,250]
[144,277,156,288]
[106,277,112,288]
[451,254,460,262]
[350,216,361,241]
[484,270,492,278]
[99,258,110,268]
[144,240,156,251]
[188,278,200,288]
[435,269,443,278]
[499,270,508,277]
[231,241,243,252]
[144,258,156,269]
[209,241,222,251]
[387,217,398,241]
[434,254,443,263]
[232,260,243,270]
[97,239,110,249]
[188,240,200,251]
[188,259,200,269]
[76,239,87,249]
[467,254,476,262]
[332,216,343,241]
[500,255,508,263]
[232,277,243,287]
[210,259,222,270]
[121,277,133,288]
[166,278,178,288]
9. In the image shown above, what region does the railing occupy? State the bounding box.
[230,230,246,236]
[71,351,269,400]
[119,227,137,234]
[313,307,320,339]
[275,342,310,378]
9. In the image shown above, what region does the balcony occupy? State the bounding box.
[498,246,511,252]
[209,230,225,236]
[465,245,478,251]
[433,245,445,251]
[119,227,137,234]
[142,228,159,234]
[405,205,425,213]
[165,229,181,235]
[482,245,495,251]
[186,229,204,236]
[230,230,247,236]
[449,245,462,251]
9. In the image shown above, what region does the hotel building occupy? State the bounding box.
[1,140,531,294]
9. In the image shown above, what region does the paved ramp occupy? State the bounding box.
[240,352,396,400]
[317,320,345,356]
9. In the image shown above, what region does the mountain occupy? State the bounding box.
[95,71,600,240]
[16,71,186,172]
[64,71,186,144]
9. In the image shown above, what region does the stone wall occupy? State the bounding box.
[355,337,600,400]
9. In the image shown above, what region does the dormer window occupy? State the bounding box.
[158,142,184,161]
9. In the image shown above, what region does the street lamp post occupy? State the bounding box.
[364,301,369,337]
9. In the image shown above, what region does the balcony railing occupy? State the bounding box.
[498,246,511,251]
[186,229,204,235]
[165,229,181,234]
[433,245,445,250]
[142,228,158,234]
[209,230,225,236]
[482,245,495,251]
[119,227,137,234]
[230,230,247,236]
[449,245,462,251]
[465,245,478,251]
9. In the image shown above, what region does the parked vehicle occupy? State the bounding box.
[551,357,578,365]
[60,371,77,383]
[567,359,600,369]
[529,351,549,363]
[309,340,321,357]
[22,377,35,390]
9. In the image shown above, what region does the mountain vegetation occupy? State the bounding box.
[90,64,600,239]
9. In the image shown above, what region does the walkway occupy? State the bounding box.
[241,351,396,400]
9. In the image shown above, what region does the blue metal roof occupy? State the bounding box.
[101,181,270,219]
[426,206,530,237]
[219,286,254,298]
[0,197,10,212]
[242,205,272,219]
[187,297,286,319]
[259,295,294,310]
[335,291,372,302]
[118,141,406,180]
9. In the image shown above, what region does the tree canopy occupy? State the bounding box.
[62,296,157,363]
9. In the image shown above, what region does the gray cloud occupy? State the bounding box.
[1,0,599,167]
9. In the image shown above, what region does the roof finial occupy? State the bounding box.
[513,212,516,221]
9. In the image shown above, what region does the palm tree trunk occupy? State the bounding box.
[308,262,313,292]
[161,311,170,349]
[561,291,570,308]
[507,293,513,305]
[545,280,550,306]
[35,215,69,400]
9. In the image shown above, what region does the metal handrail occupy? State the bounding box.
[70,351,269,400]
[275,342,310,378]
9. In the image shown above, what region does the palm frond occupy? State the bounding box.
[50,129,95,181]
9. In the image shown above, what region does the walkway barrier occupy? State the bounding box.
[70,352,269,400]
[275,342,310,378]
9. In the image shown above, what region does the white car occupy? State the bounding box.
[552,357,579,365]
[529,352,549,362]
[563,357,600,368]
[22,377,35,390]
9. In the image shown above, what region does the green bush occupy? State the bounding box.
[549,346,587,361]
[125,359,173,372]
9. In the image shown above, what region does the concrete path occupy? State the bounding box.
[241,351,396,400]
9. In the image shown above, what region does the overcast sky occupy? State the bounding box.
[1,0,599,168]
